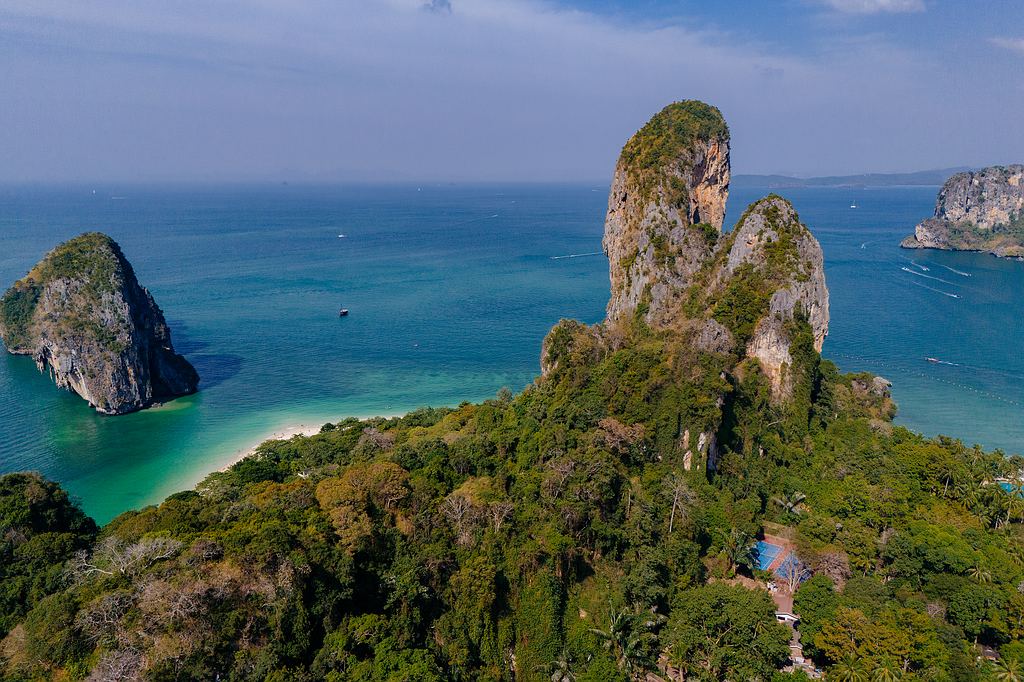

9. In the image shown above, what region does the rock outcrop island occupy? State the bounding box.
[901,165,1024,257]
[0,232,199,414]
[543,100,829,471]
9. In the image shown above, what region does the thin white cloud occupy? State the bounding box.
[0,0,1018,181]
[991,37,1024,55]
[817,0,925,14]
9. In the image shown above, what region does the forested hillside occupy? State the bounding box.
[1,326,1022,680]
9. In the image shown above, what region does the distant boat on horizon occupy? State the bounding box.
[850,201,857,209]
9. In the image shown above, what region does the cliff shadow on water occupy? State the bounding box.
[165,318,243,391]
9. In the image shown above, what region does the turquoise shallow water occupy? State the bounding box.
[0,183,1021,523]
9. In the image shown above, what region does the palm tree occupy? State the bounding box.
[954,481,979,509]
[937,460,959,498]
[589,603,659,680]
[772,491,807,517]
[1009,496,1024,525]
[1007,540,1024,569]
[992,656,1023,682]
[720,528,758,574]
[830,656,869,682]
[976,488,1004,529]
[850,553,874,576]
[871,658,902,682]
[536,651,578,682]
[968,563,993,583]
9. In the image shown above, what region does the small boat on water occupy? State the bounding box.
[339,308,349,317]
[926,357,940,363]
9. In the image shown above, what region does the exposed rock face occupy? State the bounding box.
[542,100,830,473]
[902,165,1024,257]
[603,101,730,326]
[721,196,829,398]
[0,233,199,415]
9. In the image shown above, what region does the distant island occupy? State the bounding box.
[901,165,1024,258]
[733,167,969,189]
[0,232,199,414]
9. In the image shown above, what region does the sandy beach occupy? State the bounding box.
[220,412,405,472]
[219,422,324,472]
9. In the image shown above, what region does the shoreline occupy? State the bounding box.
[220,422,323,472]
[219,411,406,472]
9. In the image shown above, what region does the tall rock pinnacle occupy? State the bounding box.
[602,100,731,326]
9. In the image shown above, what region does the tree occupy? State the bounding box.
[435,556,499,674]
[778,555,811,594]
[871,658,902,682]
[315,462,410,549]
[536,651,581,682]
[589,602,661,680]
[830,656,869,682]
[662,472,693,534]
[720,528,758,574]
[0,472,97,636]
[814,607,873,664]
[67,536,183,581]
[992,657,1023,682]
[666,584,789,681]
[968,563,993,584]
[772,491,807,517]
[793,575,837,660]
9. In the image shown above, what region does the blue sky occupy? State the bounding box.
[1,0,1022,182]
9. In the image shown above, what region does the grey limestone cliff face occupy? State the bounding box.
[721,196,829,398]
[902,165,1024,257]
[0,233,199,415]
[542,100,830,473]
[548,103,829,399]
[602,101,730,327]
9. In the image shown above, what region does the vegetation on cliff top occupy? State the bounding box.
[24,233,126,299]
[673,195,811,352]
[928,211,1024,255]
[0,232,130,353]
[619,100,729,204]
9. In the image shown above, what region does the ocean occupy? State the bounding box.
[1,183,1021,523]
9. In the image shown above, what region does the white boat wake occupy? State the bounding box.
[900,267,958,287]
[937,264,971,277]
[906,278,960,299]
[550,251,604,260]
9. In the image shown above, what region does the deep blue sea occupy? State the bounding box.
[1,183,1021,522]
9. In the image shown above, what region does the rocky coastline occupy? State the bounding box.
[901,165,1024,258]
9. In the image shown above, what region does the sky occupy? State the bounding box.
[1,0,1022,182]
